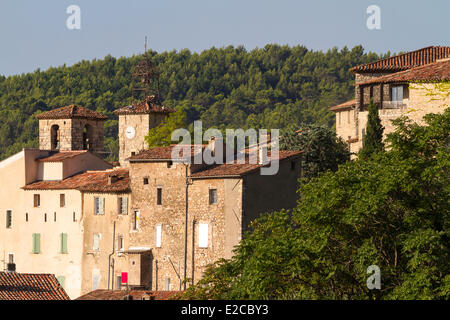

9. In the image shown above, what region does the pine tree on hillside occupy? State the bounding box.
[359,99,384,159]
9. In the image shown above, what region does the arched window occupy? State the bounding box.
[83,124,93,150]
[51,125,60,150]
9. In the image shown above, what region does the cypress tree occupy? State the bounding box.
[359,98,384,159]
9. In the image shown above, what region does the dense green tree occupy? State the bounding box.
[182,109,450,300]
[359,99,384,159]
[280,124,350,179]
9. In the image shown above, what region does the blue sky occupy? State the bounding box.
[0,0,449,76]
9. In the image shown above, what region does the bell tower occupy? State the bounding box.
[36,105,108,155]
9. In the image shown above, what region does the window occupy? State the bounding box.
[60,194,65,207]
[118,235,124,251]
[6,210,12,228]
[143,177,149,185]
[131,152,136,156]
[167,161,173,168]
[156,225,162,248]
[73,212,76,222]
[199,223,209,248]
[8,253,14,264]
[133,210,140,230]
[44,213,47,222]
[54,212,56,222]
[118,197,128,215]
[26,213,28,222]
[93,234,101,251]
[291,161,296,171]
[60,233,68,254]
[116,275,122,290]
[94,197,105,215]
[391,86,403,101]
[32,233,41,254]
[157,188,162,205]
[209,189,217,205]
[34,194,40,207]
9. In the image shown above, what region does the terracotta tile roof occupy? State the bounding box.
[190,150,303,178]
[114,95,175,115]
[37,151,88,162]
[36,105,108,120]
[329,99,356,112]
[350,46,450,73]
[358,58,450,86]
[75,289,181,300]
[128,145,207,162]
[22,168,130,193]
[0,272,70,300]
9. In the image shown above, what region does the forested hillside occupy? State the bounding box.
[0,44,387,161]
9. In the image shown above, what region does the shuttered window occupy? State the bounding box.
[199,224,209,248]
[60,194,65,207]
[94,197,105,215]
[133,210,139,230]
[32,233,41,254]
[60,233,68,254]
[118,197,128,215]
[57,276,65,289]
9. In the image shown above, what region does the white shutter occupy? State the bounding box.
[156,225,162,248]
[199,223,209,248]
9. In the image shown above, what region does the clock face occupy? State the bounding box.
[125,126,135,139]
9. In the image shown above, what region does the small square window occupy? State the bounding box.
[209,189,217,205]
[143,177,149,185]
[167,161,173,168]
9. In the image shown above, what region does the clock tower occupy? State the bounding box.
[114,95,174,166]
[114,54,174,166]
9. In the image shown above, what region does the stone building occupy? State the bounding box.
[330,46,450,156]
[124,145,302,291]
